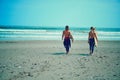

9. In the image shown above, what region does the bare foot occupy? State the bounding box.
[66,52,69,54]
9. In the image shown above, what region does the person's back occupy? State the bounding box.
[63,30,70,38]
[89,30,94,39]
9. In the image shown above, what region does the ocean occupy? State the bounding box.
[0,26,120,41]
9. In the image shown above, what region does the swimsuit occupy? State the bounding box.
[89,38,95,53]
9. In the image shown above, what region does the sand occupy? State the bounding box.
[0,40,120,80]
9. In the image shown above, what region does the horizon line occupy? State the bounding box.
[0,25,120,28]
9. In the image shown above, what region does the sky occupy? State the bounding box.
[0,0,120,28]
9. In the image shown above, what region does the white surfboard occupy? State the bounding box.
[94,38,98,47]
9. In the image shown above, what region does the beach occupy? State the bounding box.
[0,40,120,80]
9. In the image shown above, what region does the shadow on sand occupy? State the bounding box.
[77,53,91,56]
[53,52,90,56]
[53,52,65,55]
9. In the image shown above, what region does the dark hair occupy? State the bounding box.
[90,26,94,30]
[65,25,69,30]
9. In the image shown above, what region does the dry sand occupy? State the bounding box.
[0,40,120,80]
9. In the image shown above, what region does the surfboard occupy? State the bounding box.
[94,38,98,47]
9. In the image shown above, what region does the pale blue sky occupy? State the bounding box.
[0,0,120,28]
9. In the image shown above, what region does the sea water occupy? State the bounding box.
[0,26,120,41]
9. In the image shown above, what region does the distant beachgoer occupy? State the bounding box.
[88,27,98,55]
[62,25,74,54]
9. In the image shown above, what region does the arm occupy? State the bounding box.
[69,32,74,42]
